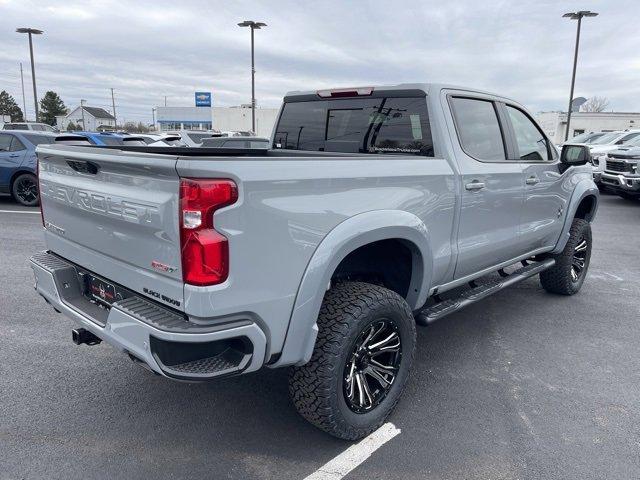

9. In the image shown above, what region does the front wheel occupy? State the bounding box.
[289,281,416,440]
[11,173,39,207]
[540,218,592,295]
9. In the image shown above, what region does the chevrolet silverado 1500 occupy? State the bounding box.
[31,84,598,439]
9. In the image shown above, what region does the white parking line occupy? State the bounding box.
[0,209,40,214]
[304,423,401,480]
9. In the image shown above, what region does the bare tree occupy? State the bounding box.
[581,96,610,112]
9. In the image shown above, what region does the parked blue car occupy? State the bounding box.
[0,130,58,206]
[71,131,126,145]
[70,131,147,146]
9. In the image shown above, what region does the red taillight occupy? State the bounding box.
[179,178,238,286]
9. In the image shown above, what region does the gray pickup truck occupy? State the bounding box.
[31,84,598,440]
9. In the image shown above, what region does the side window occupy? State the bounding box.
[616,132,640,145]
[450,97,506,161]
[506,105,550,161]
[0,134,13,151]
[10,137,26,151]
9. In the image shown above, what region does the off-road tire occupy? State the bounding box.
[540,218,592,295]
[288,281,416,440]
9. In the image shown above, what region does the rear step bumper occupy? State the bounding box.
[30,251,267,381]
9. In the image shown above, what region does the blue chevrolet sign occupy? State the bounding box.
[195,92,212,107]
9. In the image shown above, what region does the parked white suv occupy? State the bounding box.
[2,122,59,132]
[586,131,640,187]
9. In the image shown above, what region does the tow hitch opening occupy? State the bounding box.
[72,328,102,346]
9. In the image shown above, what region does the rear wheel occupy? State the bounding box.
[11,173,39,207]
[540,218,592,295]
[289,281,416,440]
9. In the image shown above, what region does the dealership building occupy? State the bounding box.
[155,105,279,137]
[535,111,640,144]
[154,92,279,137]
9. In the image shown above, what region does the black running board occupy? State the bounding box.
[416,258,556,325]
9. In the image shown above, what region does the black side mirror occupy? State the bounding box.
[561,144,591,166]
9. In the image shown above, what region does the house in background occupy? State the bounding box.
[56,106,116,131]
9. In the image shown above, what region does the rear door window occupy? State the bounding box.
[23,134,56,146]
[274,96,434,156]
[450,97,506,161]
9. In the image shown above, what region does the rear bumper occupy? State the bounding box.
[601,172,640,194]
[30,251,267,380]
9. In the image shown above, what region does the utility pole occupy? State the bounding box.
[238,20,267,134]
[19,63,27,121]
[562,11,598,141]
[164,95,167,107]
[110,88,117,130]
[80,99,86,131]
[152,108,156,130]
[16,28,43,121]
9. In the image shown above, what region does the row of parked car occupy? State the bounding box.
[0,129,270,206]
[565,130,640,201]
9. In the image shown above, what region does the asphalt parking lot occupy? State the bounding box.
[1,193,639,480]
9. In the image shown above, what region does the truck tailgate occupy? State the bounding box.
[37,145,184,310]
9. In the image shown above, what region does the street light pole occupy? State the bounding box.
[152,108,156,130]
[238,20,267,134]
[562,11,598,141]
[16,28,43,122]
[19,63,27,121]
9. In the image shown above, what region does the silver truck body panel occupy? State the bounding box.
[33,83,599,375]
[177,156,457,356]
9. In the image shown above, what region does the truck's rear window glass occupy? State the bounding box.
[450,97,506,161]
[273,96,434,156]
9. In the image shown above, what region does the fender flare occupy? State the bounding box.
[551,178,599,254]
[272,209,433,367]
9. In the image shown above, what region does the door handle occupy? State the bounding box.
[9,153,20,158]
[526,176,540,185]
[465,180,485,191]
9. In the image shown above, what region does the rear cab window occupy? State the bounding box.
[273,94,434,156]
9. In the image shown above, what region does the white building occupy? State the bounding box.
[155,106,213,132]
[155,105,279,137]
[535,111,640,144]
[58,106,116,131]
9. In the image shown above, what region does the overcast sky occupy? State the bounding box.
[1,0,638,123]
